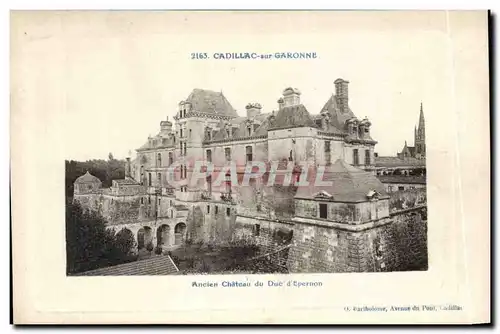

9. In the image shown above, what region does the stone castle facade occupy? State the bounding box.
[74,78,428,273]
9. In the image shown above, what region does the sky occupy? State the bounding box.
[12,11,453,161]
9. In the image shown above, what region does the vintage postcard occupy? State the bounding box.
[11,10,490,324]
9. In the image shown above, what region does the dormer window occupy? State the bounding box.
[366,190,380,200]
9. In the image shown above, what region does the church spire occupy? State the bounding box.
[418,102,425,130]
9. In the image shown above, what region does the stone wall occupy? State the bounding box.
[389,188,426,213]
[287,207,428,273]
[233,215,294,253]
[295,199,390,224]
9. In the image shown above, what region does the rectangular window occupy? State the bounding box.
[215,206,219,214]
[353,149,359,166]
[225,147,231,161]
[207,175,212,193]
[207,205,210,214]
[169,152,173,165]
[319,203,328,219]
[388,186,393,192]
[246,146,253,163]
[365,150,371,165]
[141,197,144,204]
[226,207,231,217]
[180,128,183,138]
[398,186,405,191]
[325,141,331,165]
[206,149,212,163]
[254,224,260,236]
[148,173,152,186]
[157,173,161,186]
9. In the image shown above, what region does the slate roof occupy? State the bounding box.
[74,171,101,184]
[375,156,426,168]
[295,159,389,202]
[207,112,272,141]
[137,134,176,152]
[113,177,140,186]
[75,256,180,276]
[185,89,238,117]
[268,104,317,130]
[319,95,357,133]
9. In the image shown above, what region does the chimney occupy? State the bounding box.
[277,97,284,110]
[126,157,131,178]
[334,78,349,113]
[245,103,262,118]
[282,87,301,107]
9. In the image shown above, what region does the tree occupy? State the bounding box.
[66,201,136,274]
[115,228,136,256]
[108,152,114,161]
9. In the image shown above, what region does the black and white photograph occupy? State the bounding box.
[11,9,489,324]
[60,12,429,277]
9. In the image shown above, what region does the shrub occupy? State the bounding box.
[154,246,163,255]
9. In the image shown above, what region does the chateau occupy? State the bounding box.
[74,78,428,273]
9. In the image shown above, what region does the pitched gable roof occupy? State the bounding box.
[185,89,237,117]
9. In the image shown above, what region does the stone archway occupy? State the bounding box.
[157,224,170,247]
[137,226,153,250]
[174,222,187,245]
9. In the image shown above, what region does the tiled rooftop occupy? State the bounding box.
[74,256,180,276]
